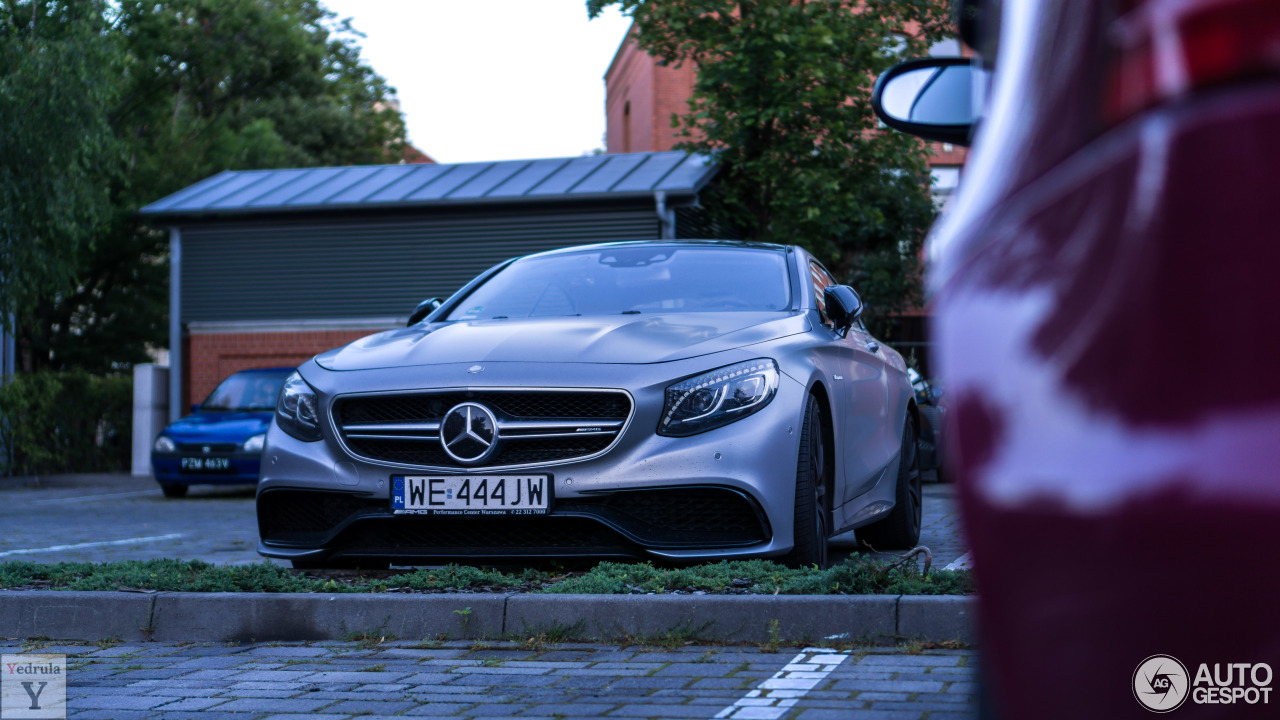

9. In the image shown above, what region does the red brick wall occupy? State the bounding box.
[605,34,969,172]
[605,32,699,153]
[185,330,376,409]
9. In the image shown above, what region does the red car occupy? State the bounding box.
[874,0,1280,717]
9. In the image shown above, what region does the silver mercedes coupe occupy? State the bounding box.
[257,241,921,569]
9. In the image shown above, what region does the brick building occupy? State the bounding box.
[141,152,718,420]
[604,30,969,205]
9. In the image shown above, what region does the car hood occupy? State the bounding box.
[315,312,809,371]
[163,412,272,443]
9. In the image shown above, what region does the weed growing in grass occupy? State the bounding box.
[761,619,782,653]
[342,629,397,650]
[621,620,715,649]
[454,607,473,636]
[93,637,121,650]
[509,620,585,650]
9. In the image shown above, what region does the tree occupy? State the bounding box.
[3,0,408,372]
[587,0,951,334]
[0,1,121,363]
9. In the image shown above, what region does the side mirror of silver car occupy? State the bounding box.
[823,285,864,331]
[407,297,443,326]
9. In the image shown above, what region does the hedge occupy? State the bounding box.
[0,370,132,476]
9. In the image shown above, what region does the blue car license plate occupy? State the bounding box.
[180,456,231,472]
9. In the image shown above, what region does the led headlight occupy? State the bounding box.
[153,436,176,453]
[275,371,321,442]
[242,433,266,453]
[658,358,780,437]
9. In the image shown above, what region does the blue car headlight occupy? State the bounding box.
[275,371,321,442]
[242,433,266,453]
[153,435,176,453]
[658,359,780,437]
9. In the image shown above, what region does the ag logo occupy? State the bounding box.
[1135,654,1190,713]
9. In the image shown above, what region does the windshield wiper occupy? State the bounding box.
[621,310,641,314]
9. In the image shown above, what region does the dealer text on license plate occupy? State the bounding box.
[392,475,549,515]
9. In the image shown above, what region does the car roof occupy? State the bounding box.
[522,239,791,261]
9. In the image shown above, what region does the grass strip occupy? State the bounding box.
[0,556,972,595]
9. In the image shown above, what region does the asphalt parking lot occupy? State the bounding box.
[4,638,976,720]
[0,473,967,569]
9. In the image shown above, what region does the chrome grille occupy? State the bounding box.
[332,390,632,470]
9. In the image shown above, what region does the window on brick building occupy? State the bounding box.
[622,101,632,153]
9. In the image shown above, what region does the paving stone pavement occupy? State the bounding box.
[0,639,976,719]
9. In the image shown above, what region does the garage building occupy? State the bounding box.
[141,151,720,420]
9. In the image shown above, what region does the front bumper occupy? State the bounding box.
[256,353,808,563]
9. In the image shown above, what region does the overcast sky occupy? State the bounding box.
[319,0,634,164]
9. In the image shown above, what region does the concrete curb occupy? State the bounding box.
[0,592,974,644]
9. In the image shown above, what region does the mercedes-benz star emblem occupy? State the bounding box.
[440,402,499,464]
[467,364,484,374]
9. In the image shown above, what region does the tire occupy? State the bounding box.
[782,395,831,569]
[160,483,188,499]
[855,412,923,550]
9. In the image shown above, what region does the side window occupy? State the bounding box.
[809,261,837,326]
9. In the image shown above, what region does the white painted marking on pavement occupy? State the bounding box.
[944,552,973,571]
[34,490,159,505]
[0,534,184,558]
[715,648,851,719]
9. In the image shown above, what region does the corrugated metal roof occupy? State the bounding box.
[140,151,717,219]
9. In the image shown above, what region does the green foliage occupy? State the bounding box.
[0,557,973,594]
[2,0,408,372]
[544,558,971,595]
[0,559,323,592]
[0,370,131,475]
[0,1,122,336]
[391,565,531,592]
[587,0,950,335]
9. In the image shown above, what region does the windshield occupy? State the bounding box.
[202,371,290,412]
[445,246,790,321]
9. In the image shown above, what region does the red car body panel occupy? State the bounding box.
[927,0,1280,717]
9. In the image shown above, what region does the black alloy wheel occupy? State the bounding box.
[782,395,831,569]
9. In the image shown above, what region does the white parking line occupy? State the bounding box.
[34,490,159,505]
[944,551,973,571]
[714,648,851,719]
[0,534,184,558]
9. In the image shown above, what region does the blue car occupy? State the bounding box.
[151,367,294,498]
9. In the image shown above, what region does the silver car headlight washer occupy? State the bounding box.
[276,371,322,442]
[658,358,780,437]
